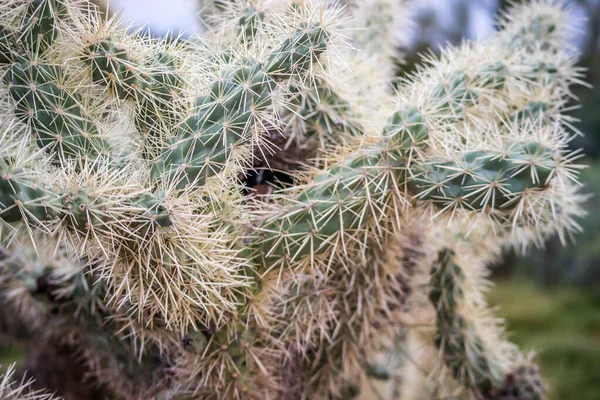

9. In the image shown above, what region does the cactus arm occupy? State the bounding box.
[151,23,330,190]
[283,0,412,154]
[285,77,361,152]
[0,154,172,232]
[253,106,428,269]
[5,60,113,166]
[429,249,495,394]
[17,0,66,54]
[84,38,186,159]
[409,141,556,213]
[429,248,544,399]
[0,157,62,225]
[85,38,140,100]
[1,2,113,167]
[133,52,185,160]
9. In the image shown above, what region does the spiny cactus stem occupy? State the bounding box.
[0,160,171,230]
[5,60,113,166]
[429,249,495,396]
[151,23,330,191]
[429,248,546,400]
[410,141,556,212]
[252,106,428,270]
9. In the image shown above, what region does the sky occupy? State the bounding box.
[108,0,202,36]
[107,0,589,50]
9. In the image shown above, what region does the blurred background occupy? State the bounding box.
[1,0,599,398]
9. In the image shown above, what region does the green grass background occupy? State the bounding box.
[489,279,600,400]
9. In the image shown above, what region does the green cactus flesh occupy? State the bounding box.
[151,24,329,190]
[430,250,545,399]
[134,52,184,157]
[237,7,264,39]
[85,38,185,158]
[289,82,360,143]
[431,71,478,114]
[410,142,554,211]
[0,1,64,61]
[0,159,60,224]
[6,60,111,165]
[22,0,66,54]
[183,321,260,395]
[264,23,328,79]
[150,61,274,190]
[253,107,428,267]
[429,249,494,394]
[475,62,507,90]
[0,159,172,229]
[86,38,138,99]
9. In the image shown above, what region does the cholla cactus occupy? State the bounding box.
[0,1,587,399]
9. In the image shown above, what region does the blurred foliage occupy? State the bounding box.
[489,278,600,400]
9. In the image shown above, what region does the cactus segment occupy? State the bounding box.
[86,38,138,99]
[6,60,111,165]
[237,6,264,40]
[0,157,173,230]
[85,39,185,153]
[0,159,60,224]
[265,23,328,79]
[430,249,546,400]
[429,249,494,394]
[84,36,186,160]
[475,61,507,90]
[254,107,428,267]
[199,322,262,396]
[288,82,360,146]
[410,142,554,211]
[151,24,329,190]
[0,0,65,61]
[431,70,478,115]
[134,52,184,159]
[151,61,274,189]
[512,101,548,123]
[21,0,66,54]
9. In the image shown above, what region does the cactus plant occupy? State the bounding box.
[0,1,589,399]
